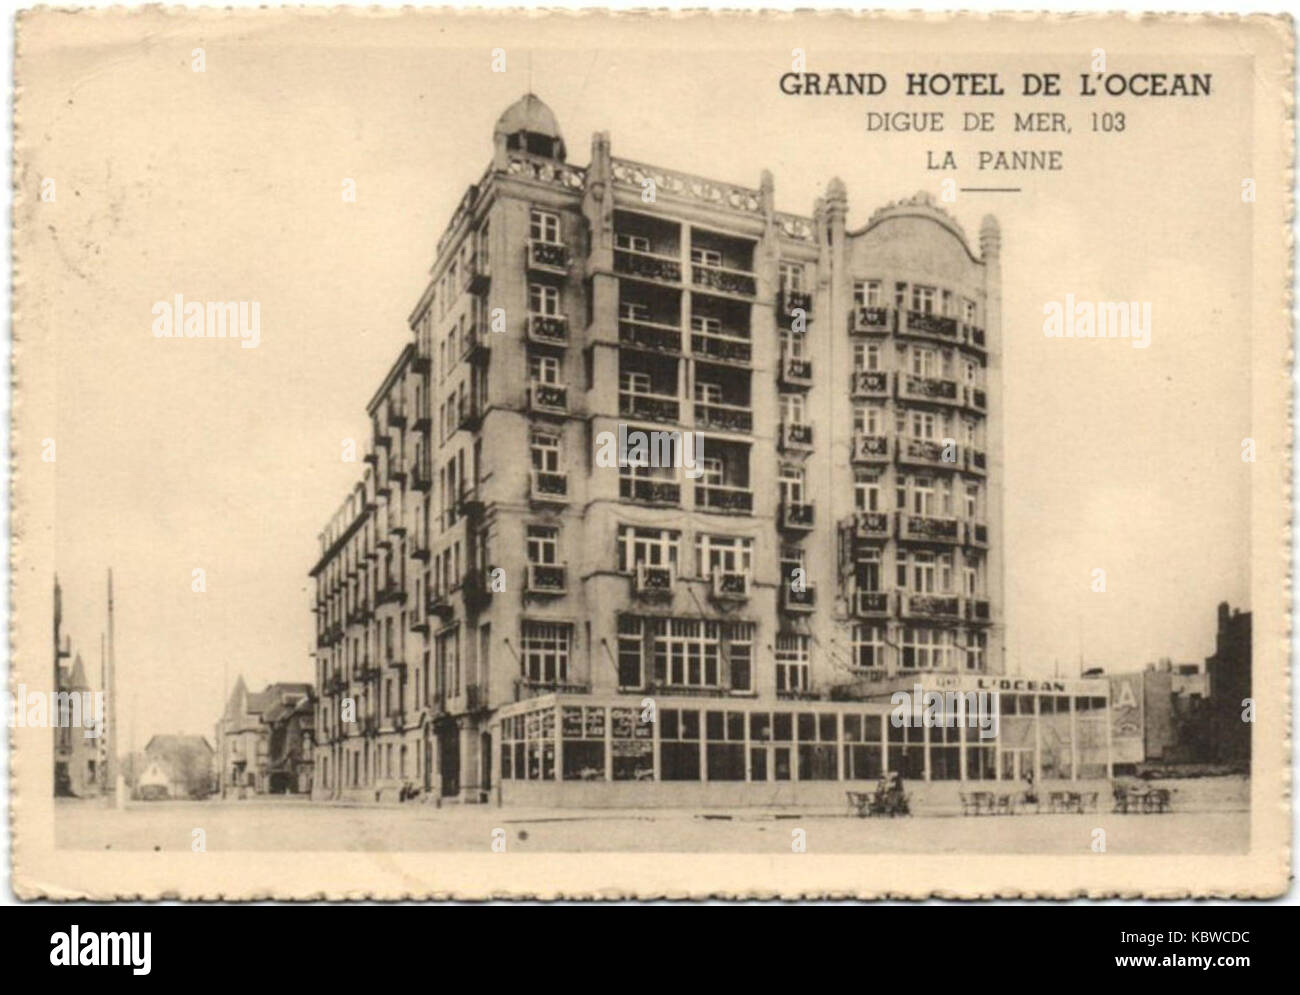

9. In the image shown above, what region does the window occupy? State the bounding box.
[942,289,955,316]
[913,476,935,515]
[894,282,908,308]
[529,353,561,385]
[779,464,805,505]
[911,285,937,314]
[526,525,559,565]
[616,232,650,253]
[617,526,679,571]
[854,279,882,307]
[616,616,646,689]
[521,622,571,683]
[619,300,650,321]
[910,347,937,377]
[529,209,561,245]
[780,330,805,359]
[854,473,882,513]
[531,431,560,473]
[852,624,886,670]
[854,404,884,436]
[778,261,804,292]
[698,457,724,485]
[775,634,810,692]
[690,314,722,336]
[780,393,806,425]
[690,246,722,268]
[694,379,723,404]
[695,534,753,577]
[659,708,702,780]
[910,410,937,440]
[901,627,950,670]
[963,298,977,324]
[529,283,561,316]
[910,551,936,593]
[854,341,881,371]
[855,547,882,592]
[965,484,979,519]
[967,632,987,671]
[620,370,653,395]
[964,564,978,598]
[654,620,721,689]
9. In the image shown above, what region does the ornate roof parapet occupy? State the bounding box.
[862,189,974,253]
[979,214,1002,262]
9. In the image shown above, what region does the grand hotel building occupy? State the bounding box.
[309,94,1112,807]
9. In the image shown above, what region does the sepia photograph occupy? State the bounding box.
[6,8,1293,905]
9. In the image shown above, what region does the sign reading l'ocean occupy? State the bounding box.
[1109,674,1145,764]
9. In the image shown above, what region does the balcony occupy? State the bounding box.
[515,677,592,701]
[410,612,429,635]
[966,386,988,412]
[466,683,490,714]
[850,306,895,334]
[619,391,681,424]
[614,247,682,284]
[620,476,681,506]
[619,319,682,354]
[526,562,567,595]
[462,325,491,364]
[961,323,986,351]
[901,593,962,621]
[375,584,407,607]
[633,563,674,600]
[965,448,987,475]
[694,400,752,434]
[456,399,483,433]
[457,487,486,519]
[898,374,962,408]
[386,403,407,430]
[324,673,346,696]
[412,353,431,376]
[779,422,814,452]
[411,538,431,562]
[411,462,433,492]
[965,521,990,549]
[359,661,382,682]
[903,310,960,342]
[898,436,960,470]
[692,261,756,297]
[852,590,892,618]
[690,330,752,365]
[465,253,491,294]
[530,469,569,504]
[777,288,813,324]
[427,589,454,621]
[779,355,813,389]
[694,482,754,514]
[526,313,569,347]
[527,239,570,275]
[711,569,749,602]
[897,513,961,545]
[463,567,495,613]
[852,434,890,464]
[528,382,568,415]
[362,716,379,737]
[850,370,890,399]
[966,598,992,625]
[781,584,816,613]
[778,501,815,532]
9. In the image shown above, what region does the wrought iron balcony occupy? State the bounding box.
[619,391,680,423]
[515,677,592,701]
[526,313,569,347]
[965,448,987,475]
[633,563,674,600]
[966,598,992,624]
[897,513,962,545]
[690,330,751,364]
[850,370,891,399]
[462,325,491,364]
[691,262,756,297]
[694,400,752,433]
[850,305,894,334]
[852,590,892,618]
[526,562,567,595]
[528,382,568,414]
[710,569,749,601]
[961,323,986,351]
[780,421,814,452]
[904,310,960,341]
[462,567,495,613]
[777,288,813,323]
[781,584,816,613]
[694,482,754,514]
[619,476,681,506]
[779,501,815,532]
[465,252,491,294]
[411,462,433,492]
[618,319,681,354]
[779,356,813,389]
[852,434,891,463]
[614,247,682,283]
[898,436,960,470]
[527,239,570,275]
[965,521,990,549]
[530,469,569,504]
[898,374,962,407]
[966,386,988,412]
[427,589,454,620]
[901,593,962,621]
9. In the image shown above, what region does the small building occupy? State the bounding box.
[264,695,316,794]
[143,734,216,799]
[135,758,172,800]
[215,677,314,796]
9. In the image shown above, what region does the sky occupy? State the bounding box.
[18,13,1253,744]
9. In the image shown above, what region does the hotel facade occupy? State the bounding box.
[309,94,1112,807]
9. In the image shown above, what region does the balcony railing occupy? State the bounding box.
[528,239,570,274]
[850,306,894,334]
[902,593,962,620]
[427,589,454,620]
[961,323,986,350]
[850,370,890,399]
[711,569,750,601]
[777,288,813,323]
[690,330,752,364]
[466,683,489,713]
[411,462,433,492]
[695,482,754,513]
[526,313,569,346]
[462,567,495,613]
[966,448,987,475]
[691,261,756,296]
[852,434,891,463]
[852,590,891,618]
[619,319,681,354]
[528,382,568,414]
[904,310,960,341]
[694,400,753,433]
[526,562,567,595]
[619,391,680,423]
[530,469,569,503]
[780,356,813,388]
[967,386,988,412]
[965,521,989,548]
[781,584,816,613]
[899,374,962,406]
[462,324,491,364]
[620,476,681,506]
[966,598,992,624]
[779,501,815,532]
[633,563,674,599]
[614,247,682,283]
[780,422,814,451]
[899,436,960,469]
[465,252,491,294]
[898,513,961,544]
[515,677,592,701]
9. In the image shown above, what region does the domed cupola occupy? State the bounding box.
[493,93,566,161]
